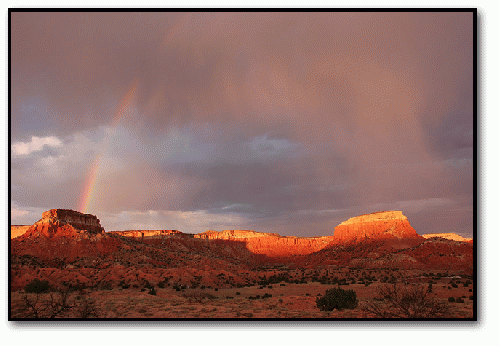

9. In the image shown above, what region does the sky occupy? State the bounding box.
[9,11,475,237]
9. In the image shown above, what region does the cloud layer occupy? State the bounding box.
[10,12,474,237]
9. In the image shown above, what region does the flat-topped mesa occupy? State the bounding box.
[194,230,334,257]
[42,209,104,233]
[112,230,186,239]
[21,209,104,238]
[334,210,421,241]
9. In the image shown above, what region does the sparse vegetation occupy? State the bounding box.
[18,286,99,318]
[316,287,358,312]
[362,283,449,318]
[24,278,51,294]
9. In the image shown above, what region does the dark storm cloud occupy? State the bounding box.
[10,12,474,236]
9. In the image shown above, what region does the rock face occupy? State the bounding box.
[194,230,333,257]
[112,230,186,239]
[334,211,421,241]
[422,233,473,243]
[11,225,31,239]
[21,209,104,238]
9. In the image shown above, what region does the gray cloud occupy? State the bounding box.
[10,12,474,237]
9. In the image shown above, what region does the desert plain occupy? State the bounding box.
[10,209,474,319]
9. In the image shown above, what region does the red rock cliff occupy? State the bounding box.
[21,209,104,238]
[11,225,31,239]
[112,230,186,239]
[334,210,421,241]
[194,230,334,257]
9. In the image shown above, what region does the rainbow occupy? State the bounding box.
[79,81,137,214]
[79,15,190,214]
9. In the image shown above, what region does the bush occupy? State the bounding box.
[448,297,456,303]
[316,287,358,312]
[363,283,449,318]
[25,279,51,294]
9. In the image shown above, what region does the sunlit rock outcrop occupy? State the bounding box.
[112,230,186,239]
[10,225,30,239]
[422,233,473,243]
[334,211,422,241]
[21,209,104,238]
[194,230,334,257]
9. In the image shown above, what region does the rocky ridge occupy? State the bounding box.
[195,230,334,257]
[422,233,473,243]
[111,230,186,239]
[10,209,474,293]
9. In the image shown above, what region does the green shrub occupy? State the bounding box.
[25,278,51,293]
[448,297,455,303]
[316,287,358,311]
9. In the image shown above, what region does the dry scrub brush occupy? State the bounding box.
[182,290,217,304]
[361,283,449,318]
[18,286,99,318]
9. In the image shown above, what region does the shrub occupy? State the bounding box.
[363,283,449,318]
[25,279,51,294]
[455,297,464,303]
[316,287,358,312]
[448,297,456,303]
[148,286,157,295]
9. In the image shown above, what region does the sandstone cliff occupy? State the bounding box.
[112,230,186,239]
[20,209,104,238]
[10,225,31,239]
[194,230,334,257]
[334,211,422,241]
[422,233,473,243]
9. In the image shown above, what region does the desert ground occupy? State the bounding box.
[10,268,474,319]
